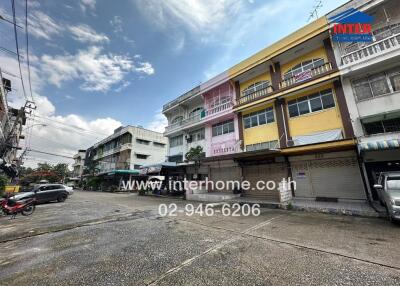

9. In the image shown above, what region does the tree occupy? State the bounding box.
[185,146,204,163]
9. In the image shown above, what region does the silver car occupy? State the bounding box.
[374,172,400,223]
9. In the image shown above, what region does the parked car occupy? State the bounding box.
[374,172,400,222]
[64,185,74,195]
[10,184,70,204]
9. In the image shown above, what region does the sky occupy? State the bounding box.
[0,0,349,168]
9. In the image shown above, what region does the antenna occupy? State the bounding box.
[308,0,323,22]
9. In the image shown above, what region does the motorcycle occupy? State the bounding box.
[0,197,37,218]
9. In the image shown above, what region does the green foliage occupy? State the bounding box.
[86,177,101,190]
[185,146,204,163]
[18,163,72,185]
[0,175,9,197]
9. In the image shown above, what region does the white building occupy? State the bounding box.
[328,0,400,200]
[72,150,86,179]
[88,125,168,174]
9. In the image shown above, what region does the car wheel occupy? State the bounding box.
[57,194,67,202]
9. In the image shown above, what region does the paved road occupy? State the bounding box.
[0,191,399,285]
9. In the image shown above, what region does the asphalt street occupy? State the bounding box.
[0,191,399,285]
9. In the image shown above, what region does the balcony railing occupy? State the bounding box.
[341,32,400,66]
[237,85,273,105]
[164,113,202,134]
[279,62,333,89]
[94,143,132,160]
[202,101,233,118]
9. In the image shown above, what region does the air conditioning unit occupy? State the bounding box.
[185,135,192,142]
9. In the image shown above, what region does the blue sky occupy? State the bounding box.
[0,0,348,166]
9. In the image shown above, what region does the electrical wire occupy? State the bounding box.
[10,0,28,100]
[25,0,34,102]
[32,114,110,136]
[27,148,74,159]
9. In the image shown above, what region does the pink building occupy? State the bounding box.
[200,80,241,157]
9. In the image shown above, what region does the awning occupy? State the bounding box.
[359,139,400,151]
[106,169,140,175]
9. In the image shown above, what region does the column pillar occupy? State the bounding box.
[333,80,354,139]
[274,98,290,148]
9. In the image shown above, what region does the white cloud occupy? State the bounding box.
[39,46,154,92]
[0,54,122,168]
[134,62,155,75]
[80,0,96,12]
[146,110,167,133]
[28,10,63,40]
[135,0,243,43]
[110,16,123,33]
[69,24,109,43]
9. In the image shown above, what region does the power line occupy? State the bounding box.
[10,0,28,100]
[27,148,74,159]
[25,0,34,102]
[32,114,110,136]
[30,118,105,139]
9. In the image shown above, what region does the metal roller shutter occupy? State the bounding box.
[310,157,365,200]
[291,156,365,200]
[210,167,241,192]
[243,163,287,201]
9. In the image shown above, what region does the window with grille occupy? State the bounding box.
[363,117,400,135]
[283,58,325,80]
[288,89,335,118]
[242,81,271,97]
[212,120,234,137]
[189,128,205,141]
[352,67,400,101]
[170,135,183,147]
[246,140,279,152]
[171,116,183,124]
[243,107,275,129]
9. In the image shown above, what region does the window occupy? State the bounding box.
[136,154,148,159]
[242,81,271,97]
[189,107,203,118]
[352,67,400,101]
[171,116,183,124]
[209,94,231,108]
[189,129,205,141]
[288,89,335,118]
[246,140,279,152]
[136,139,150,145]
[243,107,275,129]
[153,142,166,147]
[283,58,325,80]
[170,135,183,147]
[363,117,400,135]
[212,120,234,136]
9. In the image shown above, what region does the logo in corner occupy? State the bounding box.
[328,8,374,42]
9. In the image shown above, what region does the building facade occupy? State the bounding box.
[85,125,167,175]
[162,2,394,202]
[72,149,86,179]
[328,0,400,201]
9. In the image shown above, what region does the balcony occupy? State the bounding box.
[341,32,400,66]
[202,101,233,118]
[164,113,202,134]
[237,85,273,105]
[94,143,132,160]
[279,62,333,89]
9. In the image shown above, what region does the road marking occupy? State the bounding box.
[147,215,283,285]
[169,215,400,273]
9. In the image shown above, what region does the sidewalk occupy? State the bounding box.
[226,196,383,218]
[290,198,383,218]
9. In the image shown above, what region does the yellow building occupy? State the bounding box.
[220,17,366,202]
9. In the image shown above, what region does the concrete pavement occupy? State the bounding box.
[0,191,399,285]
